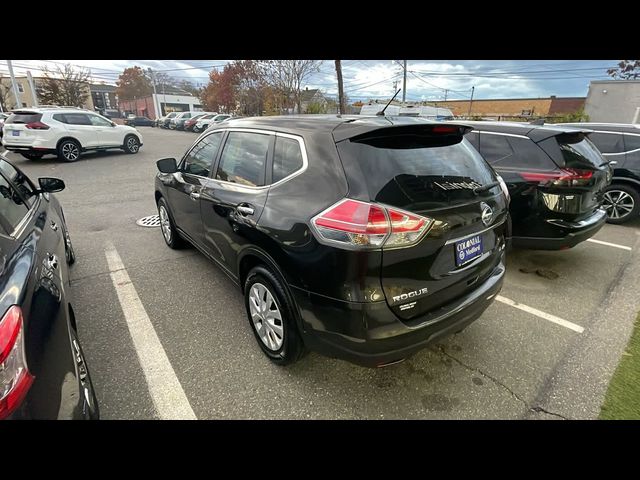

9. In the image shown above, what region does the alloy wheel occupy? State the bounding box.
[127,137,139,152]
[62,142,79,161]
[603,190,635,220]
[249,283,284,351]
[159,205,172,243]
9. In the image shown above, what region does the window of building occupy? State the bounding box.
[18,84,24,93]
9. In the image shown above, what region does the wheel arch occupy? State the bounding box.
[56,136,83,151]
[611,177,640,191]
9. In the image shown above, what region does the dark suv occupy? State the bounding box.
[154,115,509,367]
[557,123,640,224]
[0,154,98,419]
[464,122,611,250]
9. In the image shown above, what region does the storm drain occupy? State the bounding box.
[136,215,160,227]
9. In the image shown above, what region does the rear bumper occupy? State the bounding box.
[512,208,607,250]
[3,145,57,154]
[292,254,505,367]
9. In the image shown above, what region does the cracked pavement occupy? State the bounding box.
[4,127,639,419]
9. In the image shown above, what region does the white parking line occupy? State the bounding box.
[495,295,585,333]
[105,243,197,420]
[586,238,632,251]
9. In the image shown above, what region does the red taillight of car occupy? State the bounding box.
[520,168,593,187]
[25,121,49,130]
[0,306,34,420]
[312,199,433,249]
[431,125,459,134]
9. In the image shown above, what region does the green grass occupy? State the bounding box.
[600,312,640,420]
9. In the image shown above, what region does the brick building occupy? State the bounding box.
[435,96,585,119]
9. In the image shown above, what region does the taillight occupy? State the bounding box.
[312,199,433,249]
[496,175,510,202]
[25,121,49,130]
[520,168,593,187]
[0,306,34,420]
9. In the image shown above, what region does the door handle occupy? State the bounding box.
[237,204,255,216]
[190,191,201,201]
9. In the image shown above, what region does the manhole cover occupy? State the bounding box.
[136,215,160,227]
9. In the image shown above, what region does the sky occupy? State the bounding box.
[0,60,620,102]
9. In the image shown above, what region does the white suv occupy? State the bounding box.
[1,108,144,162]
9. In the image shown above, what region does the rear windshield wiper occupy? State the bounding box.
[473,181,500,194]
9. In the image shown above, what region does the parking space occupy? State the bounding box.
[5,126,640,419]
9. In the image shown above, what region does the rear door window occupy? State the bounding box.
[589,132,624,154]
[216,132,271,187]
[64,114,92,126]
[337,130,496,210]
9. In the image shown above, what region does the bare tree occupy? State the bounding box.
[0,75,13,111]
[256,60,323,114]
[607,60,640,80]
[36,64,91,107]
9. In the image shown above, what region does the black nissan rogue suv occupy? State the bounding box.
[154,115,509,367]
[464,121,611,250]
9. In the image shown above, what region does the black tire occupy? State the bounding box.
[64,226,76,265]
[20,152,44,160]
[602,184,640,225]
[157,197,186,249]
[123,134,140,154]
[193,126,201,133]
[57,139,81,162]
[244,265,306,366]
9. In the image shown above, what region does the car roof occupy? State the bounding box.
[216,114,471,141]
[459,120,595,142]
[10,108,96,115]
[556,122,640,134]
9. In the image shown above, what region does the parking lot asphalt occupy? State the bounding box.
[4,126,640,419]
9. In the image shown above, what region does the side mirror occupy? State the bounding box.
[111,121,117,127]
[38,177,65,193]
[157,157,178,173]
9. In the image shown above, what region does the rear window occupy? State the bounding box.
[337,131,496,210]
[5,112,42,124]
[541,133,605,169]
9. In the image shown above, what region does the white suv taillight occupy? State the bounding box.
[0,306,34,419]
[311,199,433,250]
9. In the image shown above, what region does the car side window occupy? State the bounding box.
[623,134,640,152]
[0,160,36,207]
[53,113,68,124]
[273,136,304,183]
[216,132,270,187]
[589,132,624,154]
[64,114,92,126]
[88,115,112,127]
[0,173,29,232]
[182,132,224,177]
[479,133,513,165]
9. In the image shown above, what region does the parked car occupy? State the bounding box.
[158,112,178,129]
[0,154,99,419]
[154,115,508,367]
[464,121,611,249]
[170,111,207,131]
[200,114,232,132]
[125,116,156,127]
[557,122,640,224]
[0,112,9,142]
[183,113,210,132]
[1,108,144,162]
[192,114,217,133]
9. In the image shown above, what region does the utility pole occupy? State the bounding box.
[26,71,38,107]
[402,60,407,103]
[444,89,448,102]
[148,68,160,119]
[335,60,346,115]
[6,60,22,109]
[468,86,475,118]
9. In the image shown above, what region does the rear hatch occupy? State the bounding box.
[535,131,611,220]
[2,111,44,144]
[335,124,508,323]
